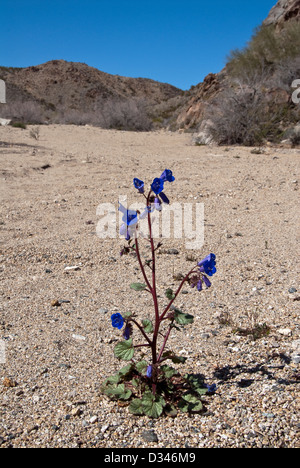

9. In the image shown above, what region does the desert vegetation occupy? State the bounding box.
[207,21,300,146]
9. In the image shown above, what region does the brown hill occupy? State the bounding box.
[1,0,299,141]
[0,60,182,130]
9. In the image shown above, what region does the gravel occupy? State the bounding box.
[0,125,299,448]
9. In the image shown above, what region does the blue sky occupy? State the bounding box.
[1,0,276,90]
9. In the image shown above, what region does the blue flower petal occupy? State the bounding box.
[151,178,164,195]
[133,178,145,193]
[160,169,175,183]
[111,313,124,330]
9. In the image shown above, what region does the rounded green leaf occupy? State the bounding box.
[114,339,134,361]
[174,309,194,325]
[142,319,154,333]
[165,288,175,300]
[135,360,148,374]
[142,392,165,419]
[129,398,144,415]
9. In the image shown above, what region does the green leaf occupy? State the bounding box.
[165,288,175,300]
[183,393,203,411]
[114,339,134,361]
[118,364,134,379]
[178,393,203,413]
[105,383,132,400]
[130,283,147,291]
[104,373,121,386]
[174,309,194,326]
[164,404,177,418]
[123,311,133,319]
[161,365,178,378]
[135,360,148,374]
[194,387,208,396]
[142,319,154,333]
[184,374,208,395]
[142,392,165,419]
[129,398,144,415]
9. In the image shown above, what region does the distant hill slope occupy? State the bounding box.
[1,0,299,142]
[0,60,183,130]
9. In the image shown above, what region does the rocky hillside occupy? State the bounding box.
[175,0,300,142]
[263,0,300,26]
[0,60,182,130]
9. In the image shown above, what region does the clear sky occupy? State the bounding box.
[1,0,276,90]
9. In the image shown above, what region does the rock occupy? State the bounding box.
[142,430,158,443]
[72,334,86,342]
[3,378,18,388]
[264,0,300,26]
[71,407,82,417]
[291,353,300,364]
[51,300,61,307]
[278,328,292,336]
[291,340,300,364]
[193,119,215,146]
[0,119,11,126]
[288,287,297,293]
[64,265,81,272]
[101,424,109,433]
[89,416,98,424]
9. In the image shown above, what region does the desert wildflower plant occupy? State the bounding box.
[101,170,217,418]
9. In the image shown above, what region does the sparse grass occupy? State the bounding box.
[217,309,271,341]
[10,121,27,129]
[233,323,271,341]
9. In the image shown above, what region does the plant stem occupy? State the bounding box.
[134,237,152,293]
[157,323,173,363]
[145,192,160,395]
[160,266,198,321]
[130,319,152,345]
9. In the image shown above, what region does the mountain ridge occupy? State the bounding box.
[1,0,299,141]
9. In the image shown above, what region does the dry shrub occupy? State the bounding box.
[208,85,266,146]
[96,97,152,131]
[3,101,44,124]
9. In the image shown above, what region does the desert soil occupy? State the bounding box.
[0,125,299,448]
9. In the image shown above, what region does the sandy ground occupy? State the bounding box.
[0,124,299,448]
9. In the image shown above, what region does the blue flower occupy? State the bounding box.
[146,365,152,378]
[159,191,170,205]
[202,275,212,288]
[198,253,216,277]
[154,197,162,211]
[120,223,137,241]
[133,178,145,193]
[111,313,124,330]
[119,203,139,240]
[160,169,175,183]
[119,203,139,226]
[151,178,164,195]
[205,383,217,393]
[123,325,132,340]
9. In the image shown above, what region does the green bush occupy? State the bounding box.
[10,121,27,129]
[226,21,300,82]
